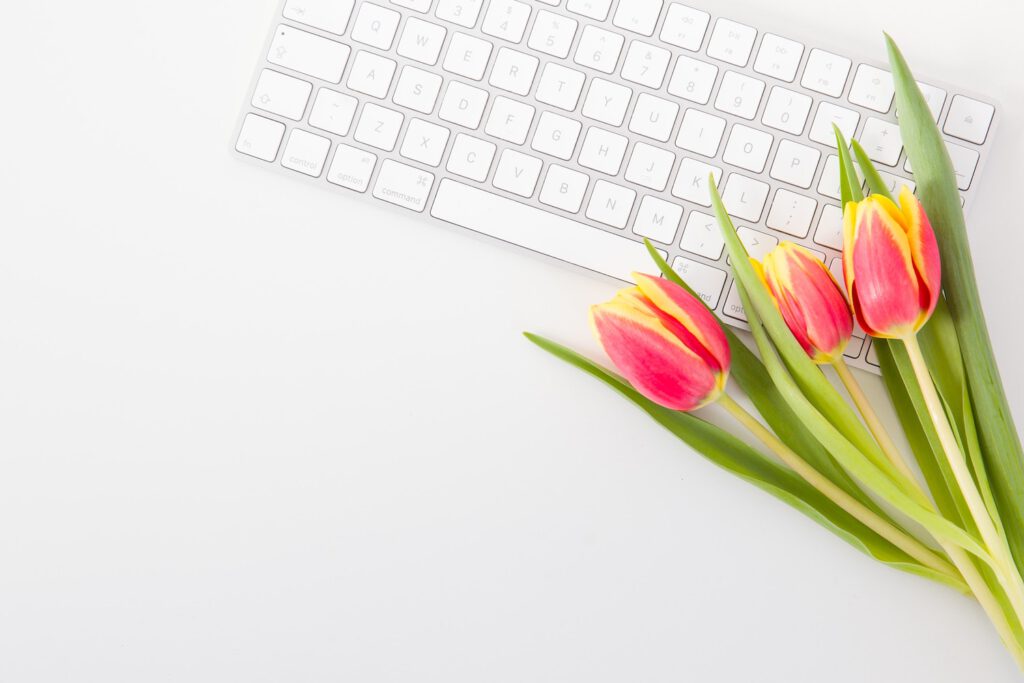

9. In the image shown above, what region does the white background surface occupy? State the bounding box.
[3,1,1024,680]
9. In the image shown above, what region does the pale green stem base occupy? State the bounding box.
[833,358,924,493]
[718,392,959,583]
[903,334,1024,654]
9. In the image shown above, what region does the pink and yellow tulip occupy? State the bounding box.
[842,187,942,339]
[590,274,730,412]
[758,242,854,364]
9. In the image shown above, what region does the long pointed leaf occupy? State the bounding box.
[887,35,1024,573]
[709,176,927,502]
[524,333,967,592]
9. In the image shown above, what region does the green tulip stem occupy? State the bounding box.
[833,357,924,492]
[717,392,960,583]
[903,334,1024,627]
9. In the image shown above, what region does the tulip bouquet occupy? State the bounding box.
[527,38,1024,665]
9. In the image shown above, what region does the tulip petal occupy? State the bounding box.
[590,302,718,411]
[765,244,853,362]
[632,273,731,372]
[849,198,922,338]
[786,248,853,360]
[898,186,942,321]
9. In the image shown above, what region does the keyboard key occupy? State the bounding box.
[284,0,355,35]
[801,49,852,97]
[435,0,483,28]
[540,165,590,212]
[944,95,995,144]
[753,34,804,82]
[578,127,629,175]
[309,88,359,136]
[681,211,725,259]
[399,118,451,166]
[574,25,625,74]
[672,257,727,308]
[723,282,747,321]
[612,0,664,37]
[392,65,443,114]
[431,180,662,282]
[586,180,637,228]
[635,196,683,244]
[353,102,404,151]
[397,17,447,65]
[566,0,613,21]
[849,65,895,113]
[373,159,435,211]
[536,63,587,111]
[766,189,816,238]
[723,125,773,173]
[817,155,860,200]
[671,158,722,206]
[667,55,719,105]
[442,33,493,80]
[392,0,432,11]
[485,96,535,144]
[438,81,489,128]
[625,143,675,192]
[714,71,765,120]
[621,41,672,89]
[236,113,285,162]
[736,227,779,262]
[252,69,312,120]
[447,133,497,181]
[582,79,632,126]
[492,149,544,197]
[859,118,903,166]
[675,109,726,158]
[871,171,915,197]
[916,82,947,122]
[770,140,820,189]
[532,111,582,160]
[629,93,679,142]
[346,52,397,98]
[814,204,845,250]
[707,18,757,66]
[721,174,770,222]
[268,25,351,83]
[481,0,532,43]
[489,47,539,95]
[660,4,710,51]
[351,3,401,49]
[809,102,860,147]
[281,129,331,177]
[327,144,377,192]
[528,10,579,58]
[906,143,979,190]
[761,86,812,135]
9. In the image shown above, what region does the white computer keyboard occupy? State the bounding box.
[233,0,998,373]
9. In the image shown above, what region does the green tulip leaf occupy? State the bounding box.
[523,332,967,593]
[729,276,997,572]
[851,139,897,203]
[887,34,1024,574]
[708,175,927,502]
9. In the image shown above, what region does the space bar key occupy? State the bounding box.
[430,179,662,282]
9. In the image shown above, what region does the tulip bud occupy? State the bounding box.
[590,274,731,412]
[758,242,854,364]
[842,187,942,339]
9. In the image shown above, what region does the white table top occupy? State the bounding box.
[3,1,1024,680]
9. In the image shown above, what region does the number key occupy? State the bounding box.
[435,0,484,29]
